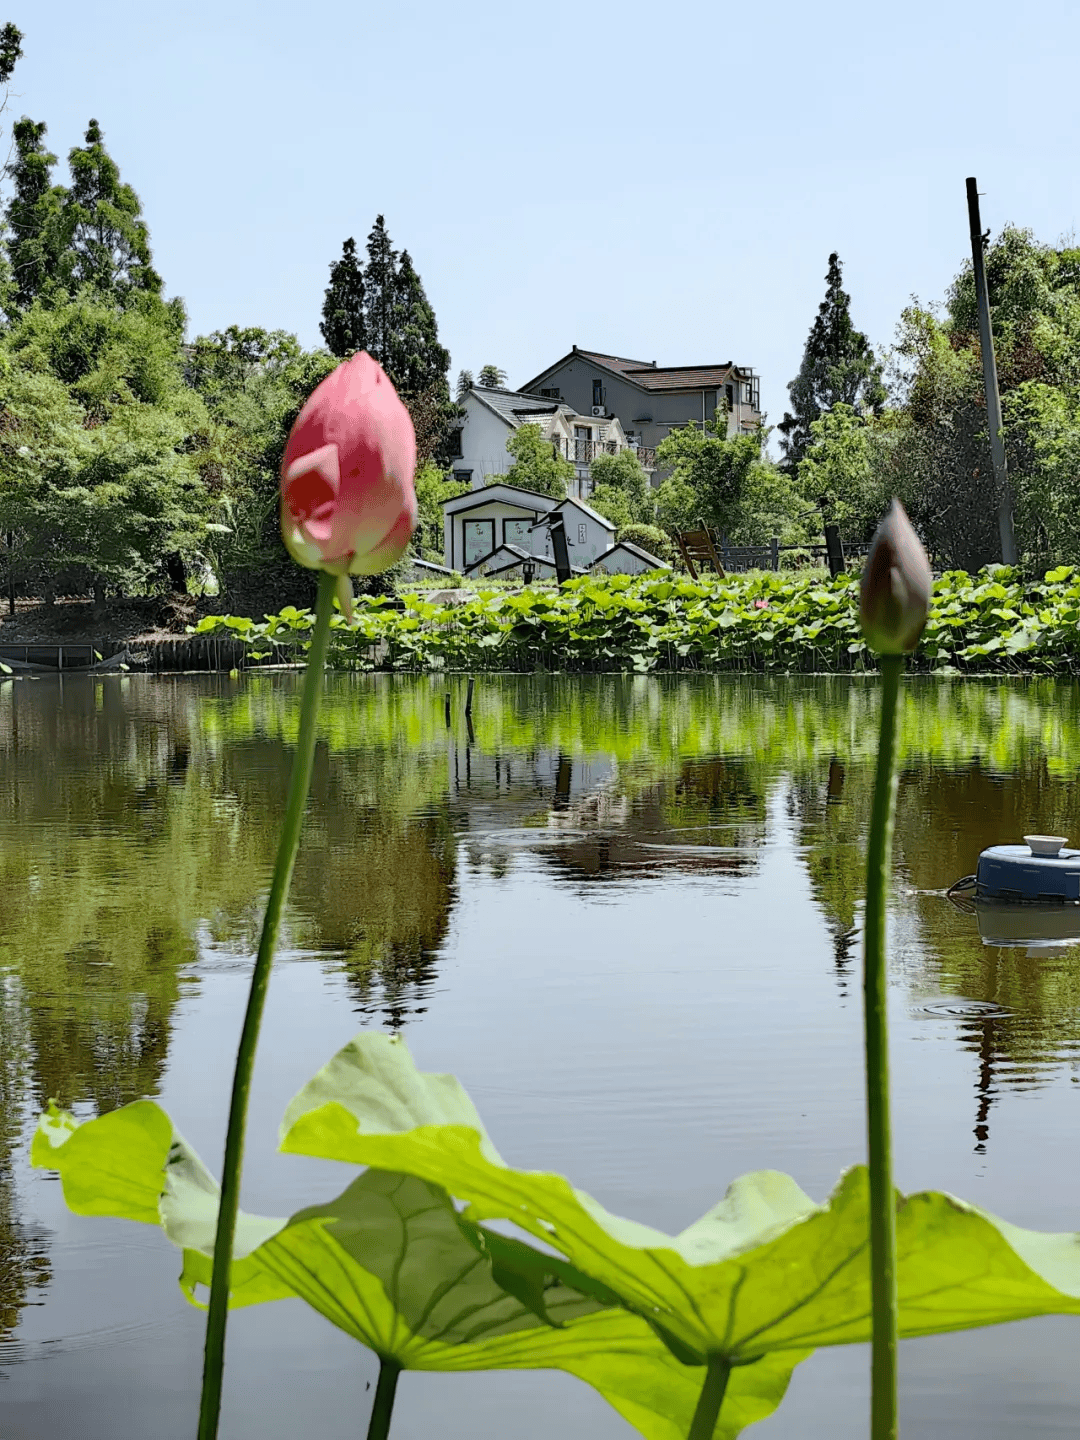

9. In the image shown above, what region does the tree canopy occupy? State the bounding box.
[319,218,455,466]
[504,424,574,498]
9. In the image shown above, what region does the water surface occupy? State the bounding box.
[2,673,1080,1438]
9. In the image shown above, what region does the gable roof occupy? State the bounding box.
[467,384,568,428]
[594,540,670,567]
[577,349,655,373]
[520,346,747,397]
[463,542,531,575]
[553,496,616,530]
[440,481,558,513]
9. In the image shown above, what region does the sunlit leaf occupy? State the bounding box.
[281,1032,1080,1364]
[31,1101,805,1438]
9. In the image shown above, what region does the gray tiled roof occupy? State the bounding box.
[472,385,567,426]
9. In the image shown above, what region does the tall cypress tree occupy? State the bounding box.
[64,119,161,301]
[319,236,366,357]
[362,214,397,367]
[388,250,450,396]
[779,253,885,471]
[3,119,70,312]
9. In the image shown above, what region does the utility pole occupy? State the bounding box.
[966,177,1017,565]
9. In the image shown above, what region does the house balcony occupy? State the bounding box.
[552,438,657,470]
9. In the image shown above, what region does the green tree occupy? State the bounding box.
[389,251,449,396]
[363,214,397,367]
[319,237,365,358]
[3,119,69,313]
[779,253,885,471]
[798,402,888,534]
[62,119,162,302]
[186,325,336,596]
[0,21,22,85]
[413,460,469,561]
[588,447,652,530]
[503,423,573,498]
[477,363,506,388]
[616,521,674,564]
[0,293,211,598]
[456,369,473,396]
[320,223,456,466]
[655,421,762,532]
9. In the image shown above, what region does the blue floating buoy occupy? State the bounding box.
[974,835,1080,904]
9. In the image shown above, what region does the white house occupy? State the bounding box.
[448,385,633,500]
[544,497,616,568]
[441,484,616,574]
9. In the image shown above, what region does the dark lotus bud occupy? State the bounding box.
[860,499,932,654]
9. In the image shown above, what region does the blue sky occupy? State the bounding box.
[9,0,1079,434]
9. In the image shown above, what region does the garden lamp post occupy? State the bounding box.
[522,558,535,585]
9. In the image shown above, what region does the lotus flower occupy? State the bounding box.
[860,499,932,654]
[280,353,417,578]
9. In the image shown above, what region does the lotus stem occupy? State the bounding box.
[687,1353,731,1440]
[197,569,337,1440]
[365,1359,402,1440]
[864,652,903,1440]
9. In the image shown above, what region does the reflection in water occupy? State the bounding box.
[3,672,1080,1384]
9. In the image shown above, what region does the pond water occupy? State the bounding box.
[2,672,1080,1439]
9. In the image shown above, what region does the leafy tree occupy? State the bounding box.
[62,120,162,302]
[186,325,336,595]
[503,423,573,498]
[3,119,69,313]
[655,421,762,533]
[0,293,211,598]
[585,483,635,532]
[319,237,365,357]
[477,363,506,388]
[413,461,469,561]
[456,369,473,396]
[0,21,21,86]
[798,402,888,534]
[779,253,885,471]
[588,447,653,530]
[616,521,674,564]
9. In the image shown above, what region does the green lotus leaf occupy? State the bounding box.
[280,1031,1080,1364]
[32,1101,807,1438]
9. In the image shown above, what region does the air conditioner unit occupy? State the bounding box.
[591,405,604,417]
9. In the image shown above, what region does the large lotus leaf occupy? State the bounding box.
[280,1031,1080,1362]
[32,1101,290,1306]
[31,1101,807,1439]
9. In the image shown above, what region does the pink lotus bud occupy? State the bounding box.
[280,352,417,576]
[860,499,932,654]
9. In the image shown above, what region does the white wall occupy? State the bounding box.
[446,498,550,570]
[548,500,615,567]
[454,394,515,487]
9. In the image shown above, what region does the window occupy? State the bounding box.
[448,427,463,459]
[463,519,495,566]
[592,379,603,407]
[540,387,560,399]
[725,383,734,410]
[452,469,473,484]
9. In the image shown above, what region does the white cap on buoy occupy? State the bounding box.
[1025,835,1069,857]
